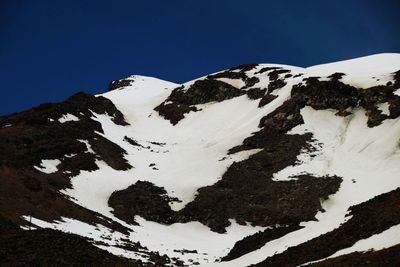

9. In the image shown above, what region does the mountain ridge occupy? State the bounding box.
[1,53,400,266]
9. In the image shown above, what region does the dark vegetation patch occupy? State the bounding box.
[222,225,303,261]
[0,92,131,232]
[252,188,400,267]
[308,244,400,267]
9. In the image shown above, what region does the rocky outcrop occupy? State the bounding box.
[252,188,400,267]
[0,92,131,232]
[108,78,133,91]
[108,181,179,225]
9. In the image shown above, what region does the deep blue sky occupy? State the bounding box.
[1,0,399,115]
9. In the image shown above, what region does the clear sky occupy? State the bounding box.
[1,0,399,115]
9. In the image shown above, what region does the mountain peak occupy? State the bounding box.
[2,54,400,266]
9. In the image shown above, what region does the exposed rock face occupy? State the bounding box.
[155,79,245,125]
[108,78,134,91]
[292,73,400,127]
[221,225,303,261]
[109,181,179,225]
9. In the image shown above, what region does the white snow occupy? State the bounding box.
[34,159,61,174]
[211,107,400,267]
[128,217,265,264]
[21,212,264,265]
[215,77,246,89]
[377,102,391,116]
[60,74,303,264]
[394,88,400,96]
[58,113,79,123]
[307,53,400,88]
[90,77,298,211]
[77,139,95,153]
[29,54,400,265]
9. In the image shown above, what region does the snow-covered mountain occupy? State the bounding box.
[1,53,400,266]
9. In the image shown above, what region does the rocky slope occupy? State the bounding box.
[1,54,400,266]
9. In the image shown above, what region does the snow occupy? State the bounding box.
[211,106,400,266]
[394,88,400,96]
[215,77,246,89]
[20,216,150,261]
[377,102,391,116]
[77,139,95,153]
[34,159,61,174]
[307,53,400,88]
[92,78,297,211]
[27,54,400,265]
[303,224,400,265]
[128,217,265,264]
[307,53,400,77]
[58,113,79,123]
[21,214,264,265]
[60,75,304,264]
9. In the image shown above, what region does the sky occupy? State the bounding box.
[1,0,400,115]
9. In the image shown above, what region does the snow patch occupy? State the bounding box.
[377,102,390,116]
[306,53,400,88]
[58,113,79,123]
[77,139,95,154]
[215,77,246,89]
[34,159,61,174]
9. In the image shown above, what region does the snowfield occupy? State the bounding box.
[24,54,400,266]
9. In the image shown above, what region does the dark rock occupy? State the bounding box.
[222,225,303,261]
[252,188,400,267]
[108,79,132,91]
[155,79,244,125]
[308,244,400,267]
[247,88,267,100]
[108,181,179,225]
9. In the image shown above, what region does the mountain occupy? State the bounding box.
[1,53,400,266]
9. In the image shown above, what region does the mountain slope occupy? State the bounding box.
[1,53,400,266]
